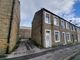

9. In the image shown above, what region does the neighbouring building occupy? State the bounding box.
[77,27,80,43]
[0,0,20,54]
[32,8,79,48]
[19,26,31,39]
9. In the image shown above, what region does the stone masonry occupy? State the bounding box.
[0,0,20,54]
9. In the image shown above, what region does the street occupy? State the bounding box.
[29,45,80,60]
[5,39,80,60]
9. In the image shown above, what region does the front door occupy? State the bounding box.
[45,30,52,48]
[71,34,74,43]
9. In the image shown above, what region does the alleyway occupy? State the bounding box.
[7,39,40,58]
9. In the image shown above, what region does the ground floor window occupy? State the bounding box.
[54,30,60,42]
[66,32,70,42]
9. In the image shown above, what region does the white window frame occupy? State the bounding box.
[54,30,60,42]
[66,22,69,29]
[53,16,59,26]
[66,32,71,42]
[44,12,51,24]
[61,20,65,29]
[73,26,75,31]
[62,32,66,45]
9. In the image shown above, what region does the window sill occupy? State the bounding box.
[55,40,60,43]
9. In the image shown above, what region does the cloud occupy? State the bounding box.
[19,0,80,27]
[40,0,75,14]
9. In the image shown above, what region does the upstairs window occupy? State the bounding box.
[73,26,76,31]
[69,24,72,30]
[54,16,59,26]
[61,20,65,29]
[71,25,73,30]
[66,22,69,29]
[45,12,51,24]
[77,28,80,32]
[71,25,75,31]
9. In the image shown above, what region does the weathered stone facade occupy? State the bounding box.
[0,0,20,54]
[32,10,43,46]
[77,27,80,43]
[32,8,79,48]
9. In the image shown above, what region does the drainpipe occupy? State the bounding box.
[41,10,43,47]
[6,0,15,54]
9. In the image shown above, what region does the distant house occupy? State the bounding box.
[32,8,79,48]
[77,27,80,43]
[19,26,31,39]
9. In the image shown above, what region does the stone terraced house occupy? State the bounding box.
[32,8,80,48]
[0,0,20,54]
[77,27,80,43]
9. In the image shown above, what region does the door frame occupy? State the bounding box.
[66,32,71,43]
[44,29,52,48]
[54,30,60,42]
[62,32,67,45]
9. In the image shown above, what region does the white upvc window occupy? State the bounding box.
[69,24,72,30]
[71,25,75,31]
[73,26,75,31]
[66,22,69,29]
[66,32,70,42]
[77,28,80,32]
[54,16,59,26]
[54,30,60,42]
[61,20,65,29]
[44,12,51,24]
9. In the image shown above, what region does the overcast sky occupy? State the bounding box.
[19,0,80,27]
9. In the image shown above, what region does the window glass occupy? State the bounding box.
[54,31,60,42]
[66,22,69,29]
[46,31,50,33]
[61,20,65,29]
[73,26,75,31]
[45,12,51,24]
[66,33,70,41]
[66,34,69,40]
[54,17,59,26]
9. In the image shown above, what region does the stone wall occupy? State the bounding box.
[0,0,20,54]
[19,27,31,39]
